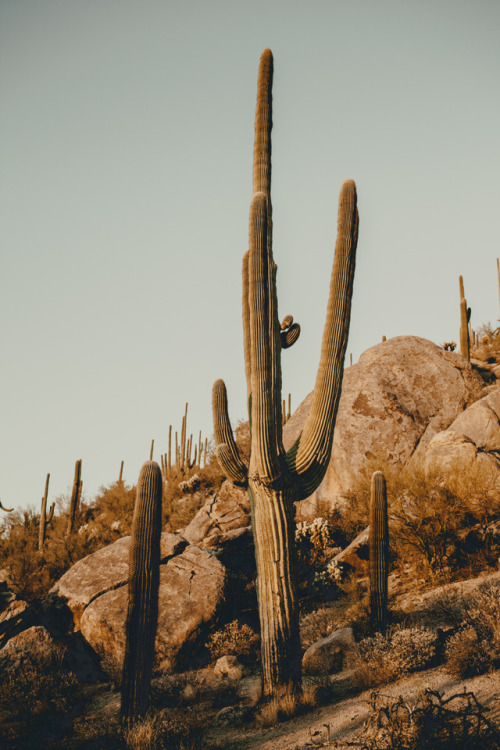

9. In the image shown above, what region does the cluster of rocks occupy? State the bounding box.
[1,335,499,684]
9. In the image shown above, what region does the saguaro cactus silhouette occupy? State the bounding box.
[39,473,55,551]
[67,459,82,534]
[369,471,389,634]
[212,49,359,699]
[121,460,163,725]
[459,275,470,360]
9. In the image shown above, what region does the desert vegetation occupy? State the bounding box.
[1,48,500,750]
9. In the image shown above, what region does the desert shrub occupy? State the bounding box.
[206,620,260,664]
[444,578,500,677]
[151,669,236,712]
[326,688,500,750]
[446,627,496,678]
[295,517,344,596]
[299,605,341,650]
[69,714,124,750]
[0,635,80,749]
[100,651,123,690]
[349,625,439,689]
[89,480,137,538]
[316,493,370,547]
[0,485,136,606]
[474,322,500,363]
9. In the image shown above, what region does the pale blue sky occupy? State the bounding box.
[1,0,499,511]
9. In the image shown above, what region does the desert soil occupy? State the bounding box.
[207,666,500,749]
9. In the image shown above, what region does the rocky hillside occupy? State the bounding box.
[1,334,499,750]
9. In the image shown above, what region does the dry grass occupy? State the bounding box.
[254,684,319,727]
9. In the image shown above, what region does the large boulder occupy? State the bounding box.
[283,336,484,515]
[49,533,228,671]
[424,388,500,490]
[50,532,187,629]
[302,626,355,675]
[183,481,254,574]
[183,481,250,548]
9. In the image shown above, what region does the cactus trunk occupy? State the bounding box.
[67,459,82,534]
[369,471,389,634]
[212,49,358,700]
[250,484,301,695]
[121,460,162,725]
[459,275,470,360]
[38,473,50,551]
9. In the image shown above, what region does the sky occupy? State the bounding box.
[1,0,499,512]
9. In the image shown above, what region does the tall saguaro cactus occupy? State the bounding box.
[459,275,470,360]
[67,459,82,534]
[369,471,389,634]
[212,49,359,699]
[121,461,163,726]
[39,473,55,551]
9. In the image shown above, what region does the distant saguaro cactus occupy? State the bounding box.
[369,471,389,634]
[212,49,359,699]
[459,275,470,360]
[39,473,55,551]
[67,459,82,534]
[121,460,163,726]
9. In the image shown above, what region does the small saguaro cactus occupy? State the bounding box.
[459,275,470,360]
[121,460,163,726]
[212,49,359,699]
[66,459,82,534]
[39,473,55,551]
[369,471,389,634]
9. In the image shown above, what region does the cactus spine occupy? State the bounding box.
[212,49,358,699]
[369,471,389,634]
[67,459,82,534]
[118,460,124,484]
[459,275,470,360]
[121,460,163,725]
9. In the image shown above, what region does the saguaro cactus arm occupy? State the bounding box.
[46,502,55,525]
[286,181,358,499]
[281,322,301,349]
[212,379,248,487]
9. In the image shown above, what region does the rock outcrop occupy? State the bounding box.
[49,533,228,671]
[424,388,500,490]
[283,336,485,515]
[302,626,355,675]
[183,481,254,574]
